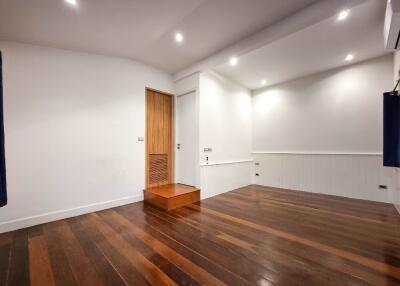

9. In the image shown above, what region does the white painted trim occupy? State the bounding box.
[200,159,253,166]
[395,204,400,215]
[0,195,143,234]
[252,151,383,156]
[177,89,196,97]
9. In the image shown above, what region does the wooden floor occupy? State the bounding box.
[1,185,400,286]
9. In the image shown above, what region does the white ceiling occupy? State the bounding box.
[214,0,389,90]
[0,0,318,73]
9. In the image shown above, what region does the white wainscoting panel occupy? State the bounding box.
[253,153,397,203]
[200,161,252,199]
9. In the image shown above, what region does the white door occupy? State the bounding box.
[176,92,196,186]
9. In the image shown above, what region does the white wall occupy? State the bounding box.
[253,55,391,153]
[199,71,252,198]
[200,71,252,164]
[252,55,396,203]
[174,73,200,96]
[0,41,173,232]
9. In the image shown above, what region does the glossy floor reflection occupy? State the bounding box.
[1,185,399,286]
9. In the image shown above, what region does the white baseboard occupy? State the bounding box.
[0,195,143,234]
[200,159,253,166]
[395,204,400,215]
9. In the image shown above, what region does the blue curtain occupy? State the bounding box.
[0,51,6,207]
[383,91,400,167]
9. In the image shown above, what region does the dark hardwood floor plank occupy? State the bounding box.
[0,185,399,286]
[174,206,387,286]
[117,206,252,286]
[174,205,379,286]
[223,191,397,229]
[98,210,202,286]
[79,215,150,286]
[225,190,400,236]
[206,193,400,263]
[28,235,55,286]
[88,213,178,286]
[128,205,279,285]
[27,225,43,239]
[53,220,104,286]
[67,217,128,286]
[204,193,400,257]
[7,229,30,286]
[43,222,79,286]
[166,205,374,286]
[106,209,228,286]
[140,205,287,286]
[0,232,12,286]
[186,204,400,281]
[247,185,400,222]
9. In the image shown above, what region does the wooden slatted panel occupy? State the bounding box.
[146,89,174,188]
[149,154,169,186]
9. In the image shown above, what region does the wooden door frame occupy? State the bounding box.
[145,87,175,189]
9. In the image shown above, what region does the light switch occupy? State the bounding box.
[138,137,144,142]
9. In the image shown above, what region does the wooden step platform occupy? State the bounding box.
[144,184,200,211]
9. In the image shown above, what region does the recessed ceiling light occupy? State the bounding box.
[229,57,238,66]
[345,54,354,62]
[175,32,183,43]
[261,79,267,85]
[337,9,349,21]
[65,0,77,6]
